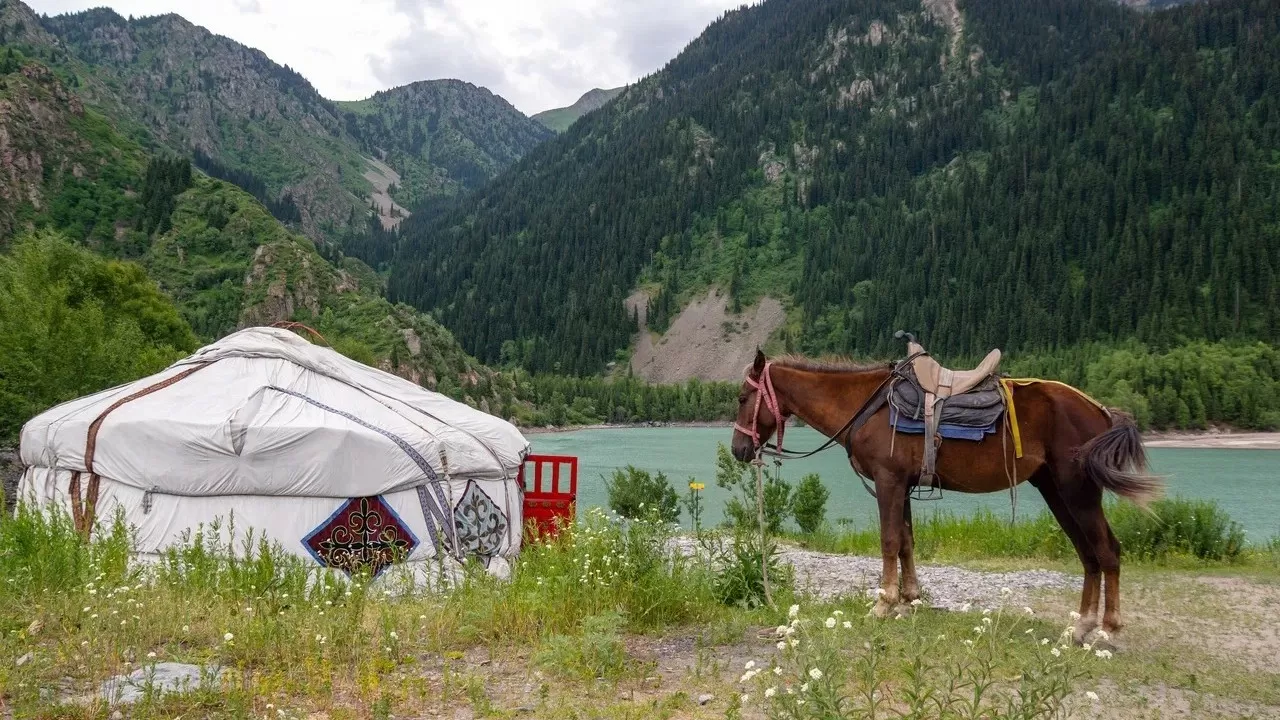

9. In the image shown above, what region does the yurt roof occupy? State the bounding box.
[20,327,529,497]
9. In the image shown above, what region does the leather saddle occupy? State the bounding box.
[892,333,1003,488]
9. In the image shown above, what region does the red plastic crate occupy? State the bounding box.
[520,454,578,540]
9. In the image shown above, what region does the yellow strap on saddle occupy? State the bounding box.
[998,379,1023,459]
[999,378,1111,460]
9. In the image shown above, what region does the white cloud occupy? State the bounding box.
[25,0,744,114]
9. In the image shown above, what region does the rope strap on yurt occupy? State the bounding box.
[270,321,330,346]
[71,362,213,542]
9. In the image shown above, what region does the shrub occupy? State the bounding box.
[534,611,630,681]
[604,465,679,522]
[715,444,792,533]
[1108,497,1246,561]
[710,531,794,609]
[792,473,830,534]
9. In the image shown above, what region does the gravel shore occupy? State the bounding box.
[674,537,1077,611]
[780,546,1077,610]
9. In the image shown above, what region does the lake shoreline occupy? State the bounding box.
[521,422,1280,449]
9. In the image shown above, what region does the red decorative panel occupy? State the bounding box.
[520,454,578,540]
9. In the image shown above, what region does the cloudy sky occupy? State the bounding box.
[26,0,747,114]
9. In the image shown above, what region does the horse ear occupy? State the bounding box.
[752,348,766,375]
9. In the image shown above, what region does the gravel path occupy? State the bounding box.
[780,546,1078,611]
[674,537,1078,611]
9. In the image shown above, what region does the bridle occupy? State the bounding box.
[734,356,920,465]
[733,361,788,457]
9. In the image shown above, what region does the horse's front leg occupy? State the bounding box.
[900,498,920,605]
[870,471,906,618]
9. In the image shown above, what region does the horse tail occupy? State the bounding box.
[1079,409,1163,507]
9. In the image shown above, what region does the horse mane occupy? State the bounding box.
[772,354,891,374]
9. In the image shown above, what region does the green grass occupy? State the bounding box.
[796,497,1270,567]
[3,499,1278,717]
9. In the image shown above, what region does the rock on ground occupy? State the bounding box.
[84,662,224,705]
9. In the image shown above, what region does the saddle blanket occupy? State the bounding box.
[887,409,998,441]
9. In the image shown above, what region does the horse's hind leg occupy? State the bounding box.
[900,497,920,605]
[1098,513,1124,637]
[1031,468,1101,644]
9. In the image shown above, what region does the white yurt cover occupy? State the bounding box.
[17,326,530,581]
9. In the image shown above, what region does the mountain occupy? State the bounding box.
[532,87,626,132]
[0,34,524,443]
[338,80,554,214]
[0,0,550,242]
[388,0,1280,375]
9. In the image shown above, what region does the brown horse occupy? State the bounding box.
[730,349,1161,643]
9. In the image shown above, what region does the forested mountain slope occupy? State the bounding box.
[388,0,1279,375]
[0,0,550,242]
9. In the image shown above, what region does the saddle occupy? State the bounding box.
[890,333,1004,488]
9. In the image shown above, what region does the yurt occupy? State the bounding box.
[17,326,530,581]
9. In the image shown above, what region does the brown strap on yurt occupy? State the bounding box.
[69,471,84,536]
[71,362,212,542]
[270,321,330,346]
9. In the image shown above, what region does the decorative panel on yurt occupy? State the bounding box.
[17,327,529,582]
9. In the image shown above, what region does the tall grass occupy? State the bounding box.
[800,497,1253,564]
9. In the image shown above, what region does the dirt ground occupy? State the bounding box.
[372,568,1280,720]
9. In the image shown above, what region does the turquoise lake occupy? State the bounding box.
[527,426,1280,542]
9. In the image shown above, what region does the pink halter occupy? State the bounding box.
[733,361,787,457]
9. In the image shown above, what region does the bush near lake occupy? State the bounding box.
[806,497,1256,564]
[715,444,792,533]
[792,473,830,535]
[603,465,680,523]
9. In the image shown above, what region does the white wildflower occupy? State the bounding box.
[1086,691,1099,701]
[843,621,852,629]
[765,687,777,698]
[982,617,993,626]
[788,604,800,619]
[1024,607,1034,615]
[825,617,837,629]
[800,683,810,693]
[982,608,992,616]
[1001,587,1013,597]
[223,632,234,642]
[808,668,823,680]
[910,599,923,607]
[963,639,974,647]
[960,602,972,612]
[1051,648,1061,657]
[773,667,783,676]
[146,652,156,659]
[740,693,749,703]
[1069,611,1081,621]
[777,641,787,650]
[1097,629,1110,641]
[1041,638,1050,645]
[1095,649,1113,660]
[833,610,844,617]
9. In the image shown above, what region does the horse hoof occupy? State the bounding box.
[869,600,894,619]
